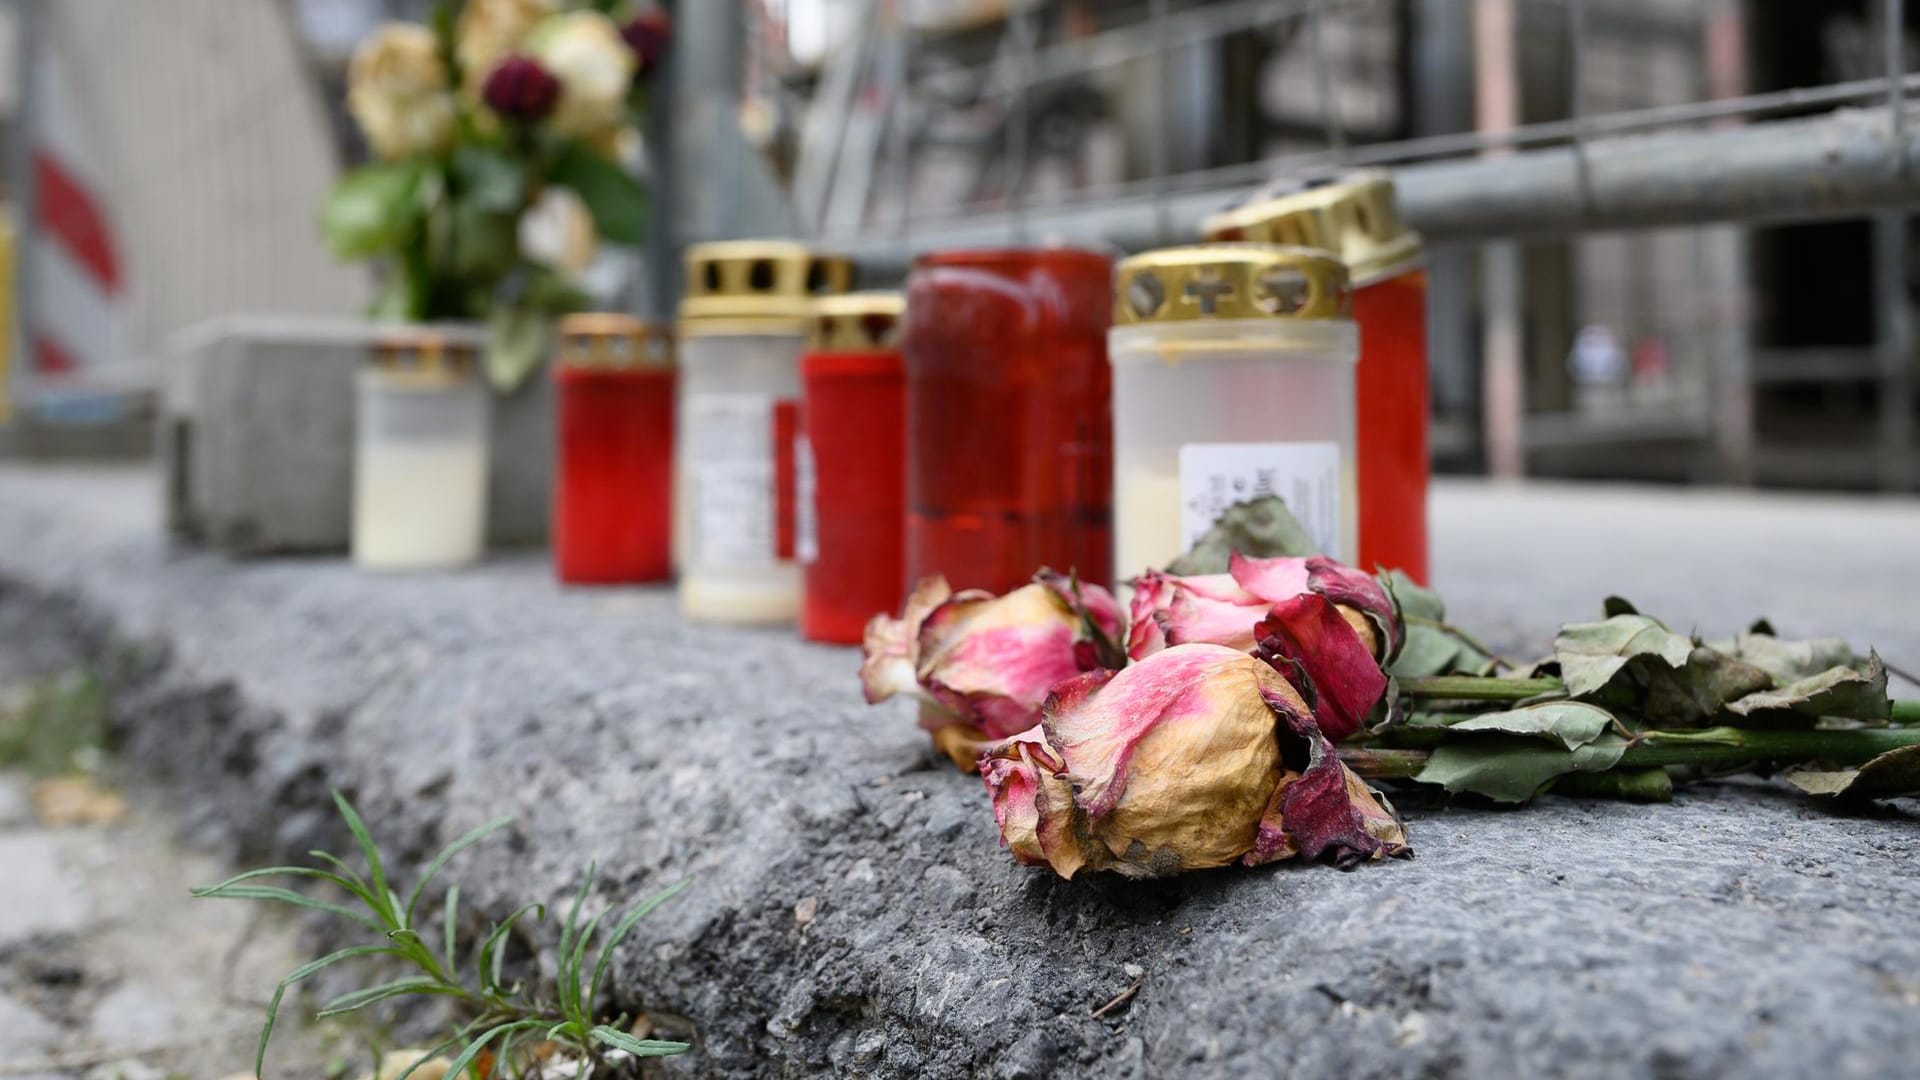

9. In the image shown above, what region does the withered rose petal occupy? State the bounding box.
[1035,645,1301,877]
[1125,570,1268,660]
[1243,769,1303,867]
[1255,593,1390,744]
[1226,552,1314,603]
[917,582,1090,739]
[1252,682,1410,866]
[1041,645,1246,817]
[980,728,1088,876]
[1304,555,1402,657]
[859,576,952,705]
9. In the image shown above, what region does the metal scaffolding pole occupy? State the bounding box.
[1474,0,1524,481]
[1878,0,1915,492]
[834,103,1920,276]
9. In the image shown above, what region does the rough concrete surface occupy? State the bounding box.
[0,570,335,1079]
[0,464,1917,1079]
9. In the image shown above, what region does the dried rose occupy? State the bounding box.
[1254,593,1391,744]
[482,54,561,121]
[346,24,458,161]
[984,644,1409,878]
[1127,553,1399,741]
[979,727,1082,876]
[1128,552,1398,662]
[862,571,1121,768]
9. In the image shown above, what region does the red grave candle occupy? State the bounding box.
[902,248,1114,595]
[1206,173,1430,582]
[551,315,676,584]
[798,294,907,644]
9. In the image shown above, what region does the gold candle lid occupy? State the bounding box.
[808,293,905,353]
[1201,171,1423,286]
[368,329,480,385]
[556,313,674,370]
[1113,244,1352,325]
[679,240,857,334]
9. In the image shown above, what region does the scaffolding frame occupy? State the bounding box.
[656,0,1920,490]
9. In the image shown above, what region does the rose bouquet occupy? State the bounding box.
[325,0,671,389]
[862,496,1920,879]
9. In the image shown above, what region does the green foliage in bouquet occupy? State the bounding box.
[323,0,671,390]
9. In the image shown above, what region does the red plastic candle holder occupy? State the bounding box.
[902,248,1114,595]
[798,294,908,644]
[551,315,676,585]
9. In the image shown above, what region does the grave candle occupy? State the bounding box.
[551,314,675,585]
[798,293,907,644]
[1206,171,1431,582]
[902,247,1114,594]
[352,331,489,571]
[676,241,854,623]
[1109,245,1359,578]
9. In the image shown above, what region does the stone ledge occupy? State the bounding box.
[2,464,1919,1079]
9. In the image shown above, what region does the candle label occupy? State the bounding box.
[795,433,818,565]
[1179,442,1341,555]
[688,392,776,567]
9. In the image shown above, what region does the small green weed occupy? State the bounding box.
[193,791,689,1078]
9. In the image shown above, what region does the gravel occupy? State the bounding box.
[1,464,1918,1079]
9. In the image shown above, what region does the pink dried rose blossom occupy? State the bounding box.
[981,644,1410,878]
[1127,553,1400,743]
[861,571,1122,769]
[1128,552,1398,662]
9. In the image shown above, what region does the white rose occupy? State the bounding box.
[346,24,456,161]
[527,11,636,139]
[518,186,598,276]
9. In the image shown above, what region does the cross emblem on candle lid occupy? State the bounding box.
[1183,272,1236,316]
[1112,243,1353,325]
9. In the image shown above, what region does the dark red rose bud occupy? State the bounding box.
[620,9,673,72]
[482,55,560,122]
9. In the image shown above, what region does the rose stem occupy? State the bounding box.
[1402,677,1920,725]
[1398,676,1565,702]
[1340,725,1920,781]
[1550,767,1673,803]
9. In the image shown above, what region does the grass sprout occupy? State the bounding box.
[193,790,690,1078]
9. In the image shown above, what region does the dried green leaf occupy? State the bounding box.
[1164,495,1317,575]
[1414,734,1628,804]
[1554,614,1695,698]
[1783,743,1920,800]
[1381,572,1499,679]
[1638,646,1774,728]
[1709,630,1856,686]
[1726,653,1891,725]
[1446,702,1614,750]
